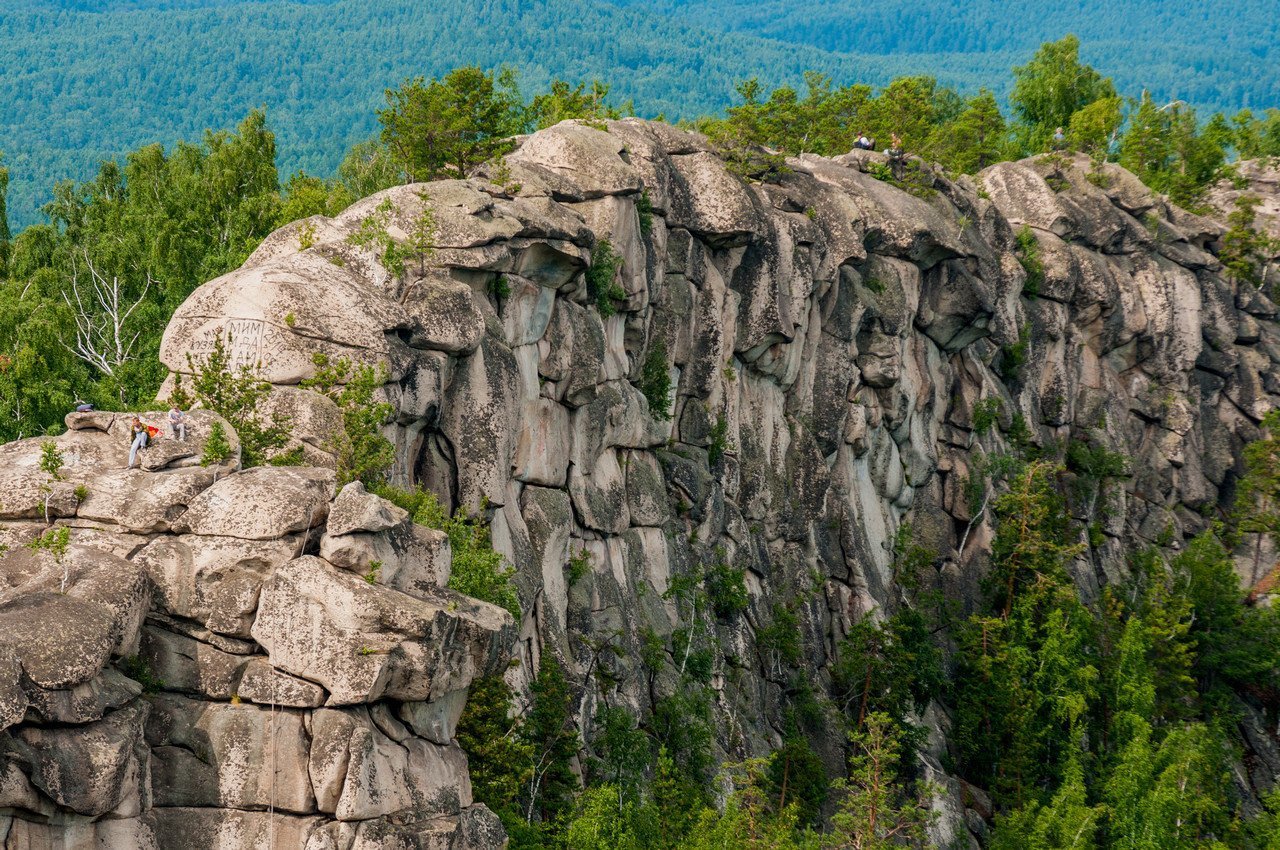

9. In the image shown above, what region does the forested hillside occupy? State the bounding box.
[3,9,1280,846]
[4,0,1278,229]
[0,0,931,228]
[608,0,1280,115]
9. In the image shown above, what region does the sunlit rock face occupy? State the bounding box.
[6,120,1280,849]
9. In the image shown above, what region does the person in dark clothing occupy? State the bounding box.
[854,131,875,151]
[886,133,906,179]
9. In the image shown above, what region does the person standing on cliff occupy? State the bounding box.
[886,133,906,180]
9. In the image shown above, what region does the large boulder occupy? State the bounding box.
[251,556,513,705]
[160,251,411,385]
[173,466,335,540]
[319,482,452,595]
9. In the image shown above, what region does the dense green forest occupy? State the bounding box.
[2,0,1279,226]
[0,0,936,228]
[608,0,1280,116]
[4,28,1280,848]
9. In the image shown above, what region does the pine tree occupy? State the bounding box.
[991,756,1100,850]
[825,712,937,850]
[522,656,581,831]
[379,67,526,181]
[301,353,395,486]
[685,758,806,850]
[528,79,624,130]
[184,333,291,467]
[200,420,233,467]
[936,89,1008,173]
[455,676,537,830]
[956,460,1095,807]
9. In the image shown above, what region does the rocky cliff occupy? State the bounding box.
[3,119,1280,849]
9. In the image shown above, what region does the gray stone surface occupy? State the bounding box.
[5,123,1280,848]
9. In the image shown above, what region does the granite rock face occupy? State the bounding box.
[0,414,514,848]
[6,121,1280,848]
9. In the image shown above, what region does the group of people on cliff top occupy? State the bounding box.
[851,131,906,178]
[123,406,188,469]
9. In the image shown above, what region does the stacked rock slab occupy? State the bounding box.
[5,119,1280,847]
[155,122,1280,845]
[0,414,514,848]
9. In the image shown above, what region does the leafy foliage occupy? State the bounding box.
[200,419,233,466]
[375,485,520,618]
[119,655,164,694]
[176,333,290,468]
[529,79,627,130]
[301,353,395,487]
[585,238,625,318]
[832,608,944,740]
[703,551,749,620]
[379,66,525,181]
[1015,226,1044,298]
[1010,36,1118,152]
[707,413,731,465]
[0,112,282,440]
[826,712,938,849]
[637,338,673,422]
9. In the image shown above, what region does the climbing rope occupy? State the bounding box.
[268,668,277,850]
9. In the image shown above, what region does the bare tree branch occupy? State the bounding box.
[60,249,154,375]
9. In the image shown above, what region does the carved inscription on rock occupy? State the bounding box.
[189,319,267,370]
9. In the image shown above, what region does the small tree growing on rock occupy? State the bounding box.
[346,194,437,279]
[181,333,290,468]
[378,66,525,181]
[825,712,939,850]
[586,238,625,317]
[38,440,64,523]
[302,353,395,487]
[200,419,233,472]
[27,525,71,592]
[637,338,673,421]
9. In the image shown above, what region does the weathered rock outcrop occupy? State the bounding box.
[0,417,514,848]
[6,122,1280,849]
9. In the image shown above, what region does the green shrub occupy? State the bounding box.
[375,485,520,618]
[757,603,802,666]
[346,194,436,277]
[489,274,511,299]
[998,324,1031,382]
[120,655,164,694]
[636,190,654,234]
[301,353,395,487]
[638,338,673,421]
[973,397,1003,435]
[567,547,591,585]
[1066,439,1129,480]
[179,333,291,467]
[39,441,64,480]
[707,413,731,465]
[1015,226,1044,298]
[201,420,233,466]
[704,552,749,620]
[586,237,626,317]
